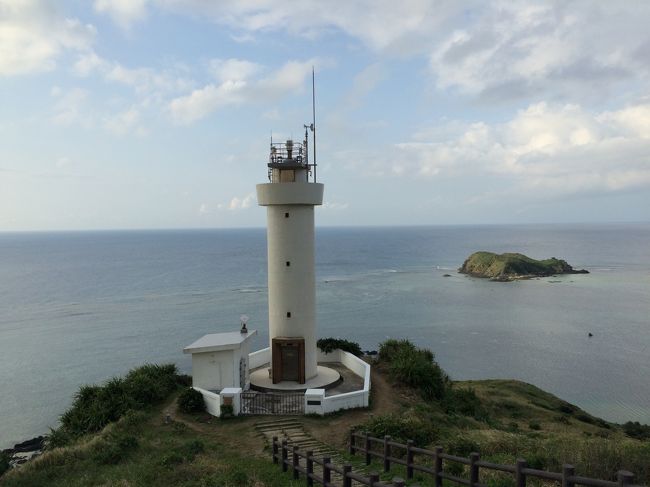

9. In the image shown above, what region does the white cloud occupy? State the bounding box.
[145,1,650,101]
[94,0,149,29]
[386,100,650,198]
[169,58,317,124]
[322,201,349,210]
[103,107,143,135]
[430,2,650,99]
[74,51,193,98]
[209,58,262,83]
[51,88,91,126]
[0,0,95,76]
[227,193,255,210]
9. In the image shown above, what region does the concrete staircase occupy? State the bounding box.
[255,418,370,485]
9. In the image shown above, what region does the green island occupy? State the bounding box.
[2,340,648,487]
[459,252,589,281]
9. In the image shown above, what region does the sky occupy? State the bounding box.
[1,0,649,231]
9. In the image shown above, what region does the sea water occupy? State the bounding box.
[1,224,649,449]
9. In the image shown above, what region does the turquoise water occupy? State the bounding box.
[1,224,649,449]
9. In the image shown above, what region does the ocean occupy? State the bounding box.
[1,224,649,449]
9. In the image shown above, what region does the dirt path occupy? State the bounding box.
[302,367,401,449]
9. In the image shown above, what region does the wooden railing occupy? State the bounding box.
[272,436,408,487]
[349,432,645,487]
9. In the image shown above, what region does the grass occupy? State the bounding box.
[5,352,650,486]
[2,401,304,487]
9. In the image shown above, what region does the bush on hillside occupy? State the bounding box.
[317,338,363,357]
[357,413,437,446]
[623,421,650,440]
[378,339,449,400]
[177,388,205,414]
[443,387,488,420]
[54,363,180,444]
[0,450,10,477]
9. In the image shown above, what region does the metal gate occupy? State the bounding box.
[240,391,304,415]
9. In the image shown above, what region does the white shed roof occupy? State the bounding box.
[183,330,257,354]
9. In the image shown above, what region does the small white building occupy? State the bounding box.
[183,330,257,392]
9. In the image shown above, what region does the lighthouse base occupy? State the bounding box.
[249,365,341,392]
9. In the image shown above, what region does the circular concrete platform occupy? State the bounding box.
[249,365,341,392]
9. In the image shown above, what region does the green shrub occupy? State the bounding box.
[178,387,206,414]
[54,363,179,442]
[528,421,541,430]
[443,387,488,420]
[0,450,10,477]
[220,404,234,418]
[317,338,363,356]
[623,421,650,440]
[91,434,138,465]
[224,468,250,486]
[160,452,184,468]
[378,339,416,363]
[447,436,480,456]
[576,413,595,425]
[357,414,437,446]
[182,439,205,460]
[378,339,449,400]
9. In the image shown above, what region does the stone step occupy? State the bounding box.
[255,419,302,428]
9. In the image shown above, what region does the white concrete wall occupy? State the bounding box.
[221,387,242,416]
[192,387,222,417]
[249,347,270,369]
[304,388,325,415]
[192,350,234,391]
[306,349,371,414]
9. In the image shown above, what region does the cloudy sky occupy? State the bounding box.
[1,0,649,231]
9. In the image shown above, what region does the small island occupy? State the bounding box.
[459,251,589,281]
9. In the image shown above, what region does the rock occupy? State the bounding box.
[459,251,589,281]
[443,274,452,277]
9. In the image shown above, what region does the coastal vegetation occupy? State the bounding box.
[459,251,589,281]
[4,343,650,485]
[317,337,363,356]
[48,363,182,447]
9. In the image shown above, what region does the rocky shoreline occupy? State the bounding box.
[1,436,45,472]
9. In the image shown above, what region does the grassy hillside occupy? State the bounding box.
[4,348,648,486]
[459,251,588,280]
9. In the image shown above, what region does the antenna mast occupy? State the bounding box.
[312,67,317,182]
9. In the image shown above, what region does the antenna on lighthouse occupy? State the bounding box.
[311,66,317,182]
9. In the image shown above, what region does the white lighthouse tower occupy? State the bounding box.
[256,130,325,385]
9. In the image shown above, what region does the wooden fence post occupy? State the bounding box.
[434,446,443,487]
[469,452,480,487]
[272,436,278,464]
[281,439,288,472]
[406,440,414,479]
[292,445,300,480]
[306,451,314,487]
[562,464,575,487]
[365,431,371,465]
[369,472,380,486]
[323,457,331,485]
[393,478,405,487]
[515,459,527,487]
[343,464,352,487]
[384,435,392,472]
[618,471,634,487]
[349,431,356,455]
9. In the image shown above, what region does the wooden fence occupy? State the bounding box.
[349,432,644,487]
[272,436,409,487]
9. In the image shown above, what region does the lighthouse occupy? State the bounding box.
[256,131,324,384]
